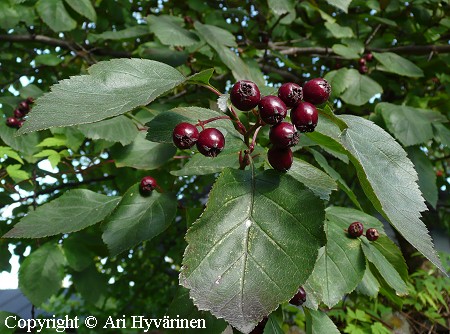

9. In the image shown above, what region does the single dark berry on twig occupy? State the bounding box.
[172,122,199,150]
[348,222,364,238]
[14,108,25,119]
[359,65,368,74]
[289,286,307,306]
[258,95,287,125]
[269,122,299,148]
[267,147,293,172]
[18,101,30,113]
[278,82,303,108]
[303,78,331,105]
[366,228,379,241]
[291,102,318,133]
[196,128,225,157]
[364,52,374,62]
[6,117,21,128]
[139,176,158,196]
[230,80,261,111]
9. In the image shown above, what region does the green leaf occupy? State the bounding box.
[78,115,139,146]
[264,314,284,334]
[339,115,444,273]
[288,158,337,200]
[112,132,176,169]
[305,309,340,334]
[0,311,18,334]
[33,149,61,168]
[267,0,296,24]
[37,135,67,147]
[332,44,360,59]
[3,190,121,238]
[63,235,95,272]
[304,207,366,309]
[339,69,383,106]
[34,54,64,66]
[0,3,19,29]
[373,52,424,77]
[180,168,325,333]
[325,22,354,38]
[319,104,348,131]
[18,59,186,134]
[135,41,189,67]
[406,147,438,208]
[356,265,380,297]
[148,15,200,46]
[64,0,96,22]
[171,150,242,176]
[187,68,215,86]
[372,235,408,282]
[0,146,23,164]
[6,164,29,183]
[0,119,41,159]
[18,243,66,306]
[377,102,446,146]
[89,25,149,42]
[72,265,108,308]
[166,287,228,334]
[324,0,352,13]
[102,184,177,256]
[36,0,77,32]
[433,123,450,146]
[361,238,408,295]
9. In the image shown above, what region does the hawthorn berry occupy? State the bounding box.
[289,286,307,306]
[196,128,225,157]
[139,176,158,196]
[258,95,287,125]
[303,78,331,105]
[26,97,34,104]
[359,65,368,74]
[172,122,199,149]
[269,122,299,148]
[14,108,25,119]
[364,52,374,62]
[6,117,21,128]
[348,222,364,238]
[230,80,261,111]
[18,101,30,112]
[291,102,318,133]
[358,58,367,66]
[278,82,303,108]
[267,147,293,172]
[366,228,379,241]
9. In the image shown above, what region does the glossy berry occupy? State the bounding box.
[303,78,331,105]
[196,128,225,157]
[172,122,199,149]
[139,176,158,196]
[18,101,30,113]
[348,222,364,238]
[258,95,287,125]
[290,286,307,306]
[291,102,318,133]
[269,122,299,148]
[6,117,21,128]
[358,58,367,66]
[14,108,25,119]
[278,82,303,108]
[359,65,368,74]
[230,80,261,111]
[267,147,293,172]
[366,228,379,241]
[364,52,374,62]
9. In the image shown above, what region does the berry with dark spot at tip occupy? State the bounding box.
[269,122,299,148]
[258,95,287,125]
[303,78,331,105]
[139,176,158,196]
[348,221,364,238]
[196,128,225,157]
[289,286,307,306]
[6,117,21,128]
[291,102,318,133]
[230,80,261,111]
[18,101,30,113]
[364,52,374,62]
[172,122,199,150]
[14,108,25,119]
[366,228,379,241]
[278,82,303,108]
[359,65,368,74]
[267,147,293,172]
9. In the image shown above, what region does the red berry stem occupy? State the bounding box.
[228,105,247,135]
[249,125,262,153]
[198,83,222,96]
[196,115,231,129]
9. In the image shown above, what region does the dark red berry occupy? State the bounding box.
[172,122,199,150]
[269,122,299,148]
[358,58,367,66]
[14,108,25,119]
[230,80,261,111]
[289,286,306,306]
[366,228,379,241]
[348,222,364,238]
[359,65,368,74]
[139,176,158,196]
[364,52,374,62]
[6,117,21,128]
[18,101,30,112]
[196,128,225,157]
[303,78,331,105]
[249,317,268,334]
[291,102,318,133]
[267,147,293,172]
[278,82,303,108]
[258,95,287,125]
[18,120,24,128]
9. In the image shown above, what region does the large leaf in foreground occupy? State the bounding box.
[180,168,325,333]
[3,190,121,238]
[305,309,340,334]
[102,184,177,256]
[339,115,444,272]
[18,59,186,134]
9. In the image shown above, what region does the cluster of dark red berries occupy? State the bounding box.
[172,123,225,158]
[230,78,331,172]
[5,97,34,129]
[139,176,158,196]
[358,52,373,75]
[347,221,379,241]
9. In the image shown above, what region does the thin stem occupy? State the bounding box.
[199,83,221,96]
[229,105,247,135]
[196,115,231,128]
[125,112,146,127]
[249,126,262,152]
